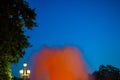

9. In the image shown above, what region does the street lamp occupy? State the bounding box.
[19,62,31,80]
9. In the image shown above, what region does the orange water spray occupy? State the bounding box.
[30,46,90,80]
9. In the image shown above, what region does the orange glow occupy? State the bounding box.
[31,46,89,80]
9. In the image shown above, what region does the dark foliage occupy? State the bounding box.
[92,65,120,80]
[0,0,37,79]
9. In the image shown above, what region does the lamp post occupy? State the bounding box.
[19,62,31,80]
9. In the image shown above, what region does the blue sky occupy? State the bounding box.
[12,0,120,77]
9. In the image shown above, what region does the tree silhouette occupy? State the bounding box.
[0,0,37,79]
[92,65,120,80]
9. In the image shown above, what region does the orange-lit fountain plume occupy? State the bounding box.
[30,46,90,80]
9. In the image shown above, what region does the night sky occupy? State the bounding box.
[12,0,120,77]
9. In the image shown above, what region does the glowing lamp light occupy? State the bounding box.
[19,62,31,79]
[27,69,31,74]
[23,62,27,67]
[19,69,23,74]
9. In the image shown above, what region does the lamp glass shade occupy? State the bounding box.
[27,69,31,74]
[19,69,23,74]
[23,62,27,67]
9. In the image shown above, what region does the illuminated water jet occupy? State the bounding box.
[30,46,90,80]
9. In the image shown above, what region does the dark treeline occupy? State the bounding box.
[92,65,120,80]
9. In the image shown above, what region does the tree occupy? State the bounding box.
[92,65,120,80]
[0,0,37,79]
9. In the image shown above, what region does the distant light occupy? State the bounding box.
[23,62,27,67]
